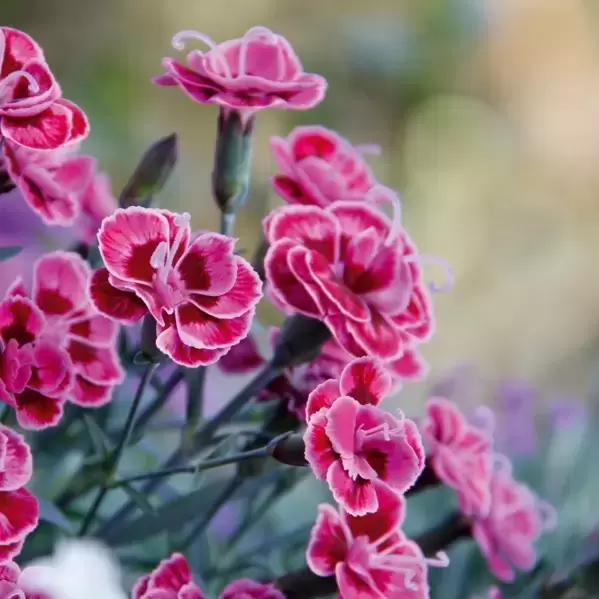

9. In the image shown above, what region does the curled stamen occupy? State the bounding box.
[171,31,232,78]
[416,254,455,293]
[354,143,382,156]
[0,69,40,97]
[365,185,404,245]
[150,242,168,271]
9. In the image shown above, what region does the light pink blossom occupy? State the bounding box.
[7,251,124,410]
[2,141,96,226]
[0,295,72,429]
[0,425,38,561]
[270,125,378,207]
[90,207,263,367]
[154,26,327,121]
[0,27,89,150]
[307,480,448,599]
[263,197,439,362]
[472,459,556,582]
[303,358,424,515]
[0,562,51,599]
[421,397,494,517]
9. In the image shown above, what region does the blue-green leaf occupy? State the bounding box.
[37,496,75,534]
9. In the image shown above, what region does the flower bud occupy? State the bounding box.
[119,134,178,208]
[212,108,255,224]
[133,314,164,365]
[271,314,331,369]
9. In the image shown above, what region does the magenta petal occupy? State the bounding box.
[304,409,337,481]
[1,102,72,151]
[325,396,359,457]
[68,313,119,348]
[67,341,124,385]
[346,311,403,361]
[306,504,348,577]
[175,303,254,350]
[155,323,229,367]
[339,357,391,407]
[342,480,406,543]
[89,268,147,324]
[0,425,32,491]
[327,460,378,516]
[268,204,340,262]
[264,240,321,317]
[190,257,262,318]
[0,487,38,545]
[32,252,88,318]
[177,232,237,296]
[305,379,340,420]
[98,207,171,284]
[68,376,114,407]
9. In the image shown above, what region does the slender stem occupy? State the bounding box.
[78,363,157,536]
[132,368,185,441]
[182,367,206,455]
[110,432,292,487]
[220,211,235,236]
[179,475,242,550]
[97,361,281,537]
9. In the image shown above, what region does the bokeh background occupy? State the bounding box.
[3,1,599,594]
[3,0,599,407]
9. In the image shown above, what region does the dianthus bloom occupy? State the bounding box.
[264,196,437,361]
[219,579,284,599]
[2,141,96,226]
[421,397,494,517]
[6,251,124,419]
[307,480,449,599]
[0,27,89,150]
[133,553,204,599]
[133,553,283,599]
[0,424,38,561]
[270,125,379,207]
[154,26,327,120]
[471,459,556,582]
[75,169,117,245]
[304,358,424,515]
[90,207,262,367]
[0,295,72,429]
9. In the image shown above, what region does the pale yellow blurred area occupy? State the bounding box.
[5,0,599,405]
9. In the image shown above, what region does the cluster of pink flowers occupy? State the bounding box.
[133,553,284,599]
[0,425,38,561]
[0,21,562,599]
[421,397,556,582]
[0,27,114,234]
[303,358,448,597]
[1,251,124,429]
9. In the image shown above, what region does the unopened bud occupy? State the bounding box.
[119,134,178,208]
[212,108,255,220]
[133,314,164,365]
[272,314,331,369]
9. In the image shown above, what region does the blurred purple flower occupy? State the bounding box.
[493,381,538,457]
[548,396,586,431]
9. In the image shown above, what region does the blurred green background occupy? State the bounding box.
[4,0,599,409]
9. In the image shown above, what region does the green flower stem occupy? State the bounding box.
[274,511,471,599]
[78,363,157,536]
[178,475,242,551]
[182,367,206,455]
[97,361,282,537]
[131,368,185,442]
[220,211,236,237]
[109,431,293,487]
